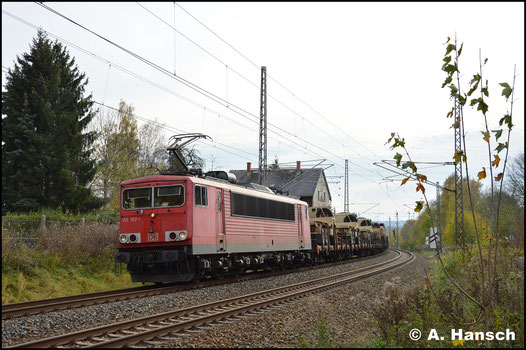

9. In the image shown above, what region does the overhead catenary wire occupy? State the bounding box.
[1,8,323,162]
[142,1,384,177]
[174,1,383,162]
[0,10,258,138]
[93,101,257,161]
[1,64,257,161]
[136,2,364,163]
[2,11,405,217]
[2,8,336,172]
[29,3,384,184]
[4,5,418,215]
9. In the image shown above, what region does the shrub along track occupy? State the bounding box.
[6,250,413,348]
[1,251,387,320]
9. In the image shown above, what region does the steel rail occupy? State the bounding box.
[2,250,387,319]
[6,250,412,349]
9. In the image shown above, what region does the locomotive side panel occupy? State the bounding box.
[191,183,225,255]
[223,191,307,253]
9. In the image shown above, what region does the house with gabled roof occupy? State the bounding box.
[229,161,332,207]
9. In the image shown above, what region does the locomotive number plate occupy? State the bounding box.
[148,232,159,241]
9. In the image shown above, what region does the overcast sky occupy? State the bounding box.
[2,2,524,223]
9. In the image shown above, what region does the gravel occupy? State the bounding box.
[2,250,428,348]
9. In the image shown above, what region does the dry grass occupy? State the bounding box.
[2,222,138,303]
[38,222,118,263]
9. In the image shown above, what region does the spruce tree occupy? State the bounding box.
[2,30,98,213]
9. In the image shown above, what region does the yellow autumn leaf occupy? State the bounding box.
[483,134,490,142]
[401,177,410,186]
[453,151,463,164]
[477,167,487,180]
[492,154,501,167]
[416,183,426,194]
[447,106,454,118]
[495,173,503,181]
[452,339,465,347]
[486,235,493,240]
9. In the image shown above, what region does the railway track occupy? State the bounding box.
[2,250,387,320]
[6,250,414,348]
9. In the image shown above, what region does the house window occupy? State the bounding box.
[195,185,208,207]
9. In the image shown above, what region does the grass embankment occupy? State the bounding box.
[2,211,140,304]
[368,246,524,348]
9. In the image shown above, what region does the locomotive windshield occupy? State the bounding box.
[154,185,184,207]
[122,185,184,209]
[122,188,151,209]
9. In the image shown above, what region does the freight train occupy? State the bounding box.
[115,171,388,283]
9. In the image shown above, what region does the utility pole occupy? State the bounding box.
[258,66,267,185]
[344,159,349,212]
[396,211,399,249]
[408,211,412,243]
[436,181,442,253]
[388,216,391,247]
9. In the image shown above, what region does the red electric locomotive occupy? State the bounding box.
[115,172,312,283]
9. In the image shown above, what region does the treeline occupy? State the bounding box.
[398,154,524,250]
[2,30,204,216]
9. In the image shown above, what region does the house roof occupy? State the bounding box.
[229,167,331,200]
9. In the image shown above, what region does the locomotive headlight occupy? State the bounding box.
[150,213,156,218]
[178,231,188,241]
[119,235,128,244]
[129,234,137,243]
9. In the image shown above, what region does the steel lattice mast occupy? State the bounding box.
[454,87,465,251]
[453,34,465,252]
[258,66,267,185]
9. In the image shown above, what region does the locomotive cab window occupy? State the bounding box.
[154,185,184,207]
[123,188,151,209]
[195,185,208,207]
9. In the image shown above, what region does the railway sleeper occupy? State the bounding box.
[90,337,109,342]
[74,341,95,347]
[142,340,165,346]
[106,333,125,338]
